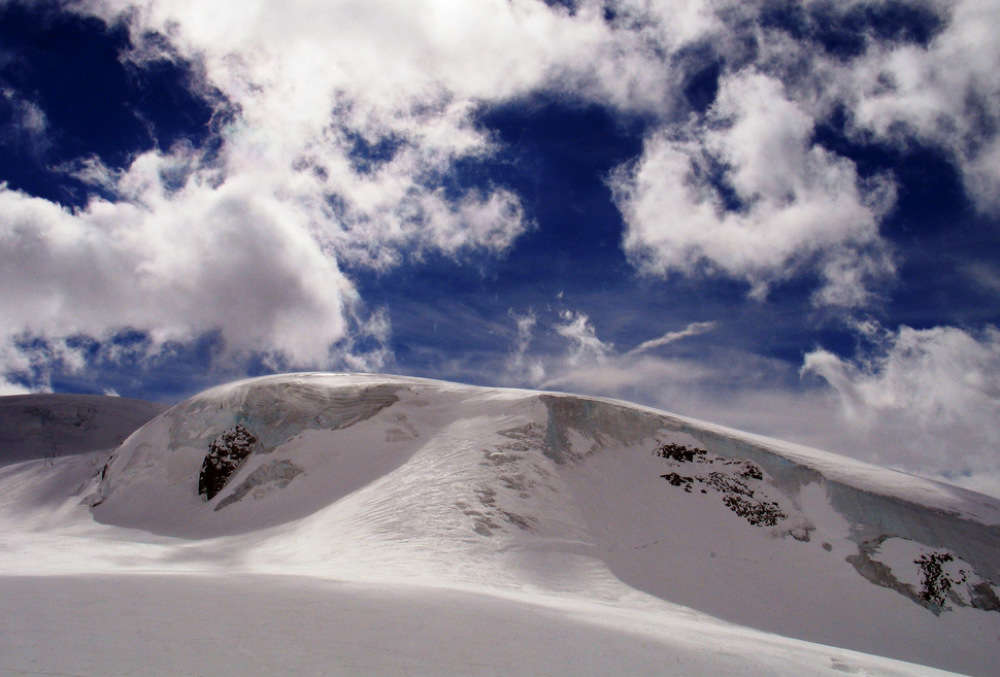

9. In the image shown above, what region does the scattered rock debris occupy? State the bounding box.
[847,538,1000,615]
[654,442,786,527]
[656,443,706,463]
[661,472,695,491]
[722,495,786,527]
[915,551,967,608]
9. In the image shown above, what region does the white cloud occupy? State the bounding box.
[333,307,393,374]
[8,0,622,382]
[518,312,1000,499]
[602,0,999,303]
[4,0,705,385]
[54,156,122,195]
[610,71,897,305]
[554,311,612,367]
[505,310,545,384]
[0,336,35,395]
[0,150,355,366]
[72,0,681,271]
[842,0,1000,214]
[802,323,1000,495]
[0,381,32,396]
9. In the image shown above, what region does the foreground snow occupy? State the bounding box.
[2,574,953,677]
[2,373,998,676]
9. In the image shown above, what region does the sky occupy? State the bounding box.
[0,0,998,497]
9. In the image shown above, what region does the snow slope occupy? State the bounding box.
[0,393,166,464]
[3,373,999,676]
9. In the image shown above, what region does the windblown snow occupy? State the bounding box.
[2,373,999,676]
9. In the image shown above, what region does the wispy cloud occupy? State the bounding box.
[538,314,719,391]
[624,321,717,357]
[505,310,545,384]
[801,323,1000,494]
[0,87,48,156]
[554,311,613,367]
[516,311,1000,499]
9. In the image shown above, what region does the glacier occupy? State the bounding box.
[2,372,999,676]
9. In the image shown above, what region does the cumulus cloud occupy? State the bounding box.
[0,381,32,395]
[0,151,355,364]
[5,0,725,388]
[802,323,1000,496]
[7,0,607,384]
[75,0,673,266]
[842,0,1000,214]
[610,71,897,305]
[0,337,38,395]
[605,0,999,304]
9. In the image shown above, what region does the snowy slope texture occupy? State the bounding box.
[0,393,166,464]
[82,373,1000,675]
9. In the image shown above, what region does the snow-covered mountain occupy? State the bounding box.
[0,393,166,464]
[3,373,998,676]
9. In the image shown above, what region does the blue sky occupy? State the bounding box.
[1,0,999,496]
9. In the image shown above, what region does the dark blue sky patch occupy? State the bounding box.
[0,1,220,205]
[672,42,724,115]
[353,97,655,352]
[849,0,944,47]
[342,128,407,175]
[470,95,649,269]
[812,106,971,238]
[687,151,750,214]
[0,329,231,400]
[759,0,945,61]
[347,93,953,390]
[886,209,1000,330]
[811,108,1000,329]
[59,330,227,401]
[4,334,54,392]
[758,1,813,42]
[541,0,577,15]
[682,60,722,114]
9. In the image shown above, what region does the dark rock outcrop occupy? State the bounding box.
[199,424,257,500]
